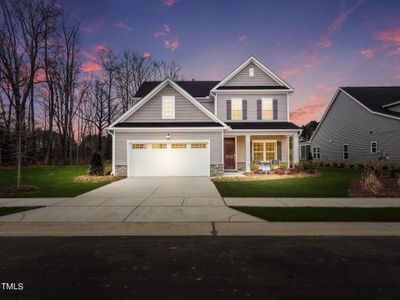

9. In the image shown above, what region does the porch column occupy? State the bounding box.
[245,134,251,172]
[293,132,299,164]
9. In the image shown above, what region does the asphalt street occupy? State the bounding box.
[0,236,399,299]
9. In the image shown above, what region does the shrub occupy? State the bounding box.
[298,160,317,171]
[250,162,259,172]
[338,162,345,168]
[88,152,104,176]
[103,160,112,175]
[332,162,338,168]
[279,162,288,170]
[319,162,325,167]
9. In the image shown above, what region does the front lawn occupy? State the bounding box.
[233,207,400,222]
[0,165,110,198]
[214,167,361,197]
[0,206,44,217]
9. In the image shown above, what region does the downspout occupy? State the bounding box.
[107,129,115,175]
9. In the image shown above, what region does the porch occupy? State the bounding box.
[223,132,299,172]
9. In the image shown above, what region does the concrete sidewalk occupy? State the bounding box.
[225,197,400,207]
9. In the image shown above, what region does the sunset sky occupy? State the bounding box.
[60,0,400,125]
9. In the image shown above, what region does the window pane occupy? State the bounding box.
[231,98,242,120]
[152,144,167,149]
[191,143,207,149]
[253,152,263,161]
[171,143,186,149]
[132,144,147,149]
[265,153,275,161]
[163,96,175,119]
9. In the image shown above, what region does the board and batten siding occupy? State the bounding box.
[114,131,224,166]
[223,62,280,86]
[216,93,288,121]
[311,90,400,162]
[125,84,213,122]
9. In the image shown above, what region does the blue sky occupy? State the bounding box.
[60,0,400,124]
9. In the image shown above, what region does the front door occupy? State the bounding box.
[224,138,236,170]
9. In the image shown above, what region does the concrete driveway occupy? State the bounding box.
[0,177,262,223]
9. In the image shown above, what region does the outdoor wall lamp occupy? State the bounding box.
[166,133,170,140]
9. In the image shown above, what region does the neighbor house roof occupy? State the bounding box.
[226,122,300,130]
[134,81,220,98]
[114,122,224,128]
[216,86,289,90]
[341,86,400,118]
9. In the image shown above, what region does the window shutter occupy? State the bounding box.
[273,99,278,120]
[242,100,247,120]
[226,100,231,120]
[277,141,282,160]
[257,99,262,120]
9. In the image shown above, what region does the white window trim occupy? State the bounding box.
[370,141,378,153]
[252,140,277,162]
[261,98,273,120]
[343,144,349,160]
[312,146,320,159]
[162,96,175,119]
[249,67,254,77]
[231,98,242,120]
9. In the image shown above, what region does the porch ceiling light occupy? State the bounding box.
[166,133,171,140]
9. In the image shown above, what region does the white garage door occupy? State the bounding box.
[128,140,210,177]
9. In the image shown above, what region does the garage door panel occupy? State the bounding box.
[128,141,209,177]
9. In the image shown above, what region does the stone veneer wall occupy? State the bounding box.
[115,165,127,176]
[237,162,245,171]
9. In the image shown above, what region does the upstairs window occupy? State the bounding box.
[249,67,254,77]
[343,144,349,160]
[371,141,378,153]
[162,96,175,119]
[231,98,242,120]
[262,98,273,120]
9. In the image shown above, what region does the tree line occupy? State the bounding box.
[0,0,183,187]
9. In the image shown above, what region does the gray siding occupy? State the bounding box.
[224,62,281,86]
[311,90,400,162]
[388,104,400,113]
[195,98,214,113]
[114,131,223,166]
[216,93,288,121]
[125,84,213,122]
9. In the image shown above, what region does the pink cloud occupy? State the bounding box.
[238,35,247,42]
[81,50,97,61]
[315,38,333,49]
[395,74,400,80]
[161,0,177,7]
[113,20,133,32]
[359,48,375,59]
[281,67,300,79]
[290,102,327,125]
[153,24,171,37]
[163,38,179,52]
[375,28,400,44]
[80,61,102,73]
[82,18,106,34]
[94,44,108,53]
[143,52,151,58]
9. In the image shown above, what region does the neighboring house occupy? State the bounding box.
[309,87,400,162]
[107,56,301,177]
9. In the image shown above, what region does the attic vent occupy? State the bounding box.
[249,68,254,77]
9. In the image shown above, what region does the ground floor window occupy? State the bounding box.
[371,141,378,153]
[312,146,320,159]
[252,141,277,162]
[343,144,349,160]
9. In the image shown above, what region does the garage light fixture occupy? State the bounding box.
[166,133,170,140]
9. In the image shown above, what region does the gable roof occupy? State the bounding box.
[108,79,228,129]
[134,81,219,98]
[310,87,400,142]
[211,56,293,91]
[341,87,400,119]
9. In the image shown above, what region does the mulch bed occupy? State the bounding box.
[0,185,39,194]
[212,172,319,182]
[73,175,126,183]
[349,178,400,197]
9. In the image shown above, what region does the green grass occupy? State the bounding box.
[0,206,44,217]
[0,165,109,198]
[233,206,400,222]
[214,167,361,197]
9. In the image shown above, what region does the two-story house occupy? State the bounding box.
[107,56,301,177]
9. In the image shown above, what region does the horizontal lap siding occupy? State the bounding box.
[311,91,400,162]
[115,131,223,166]
[125,85,212,122]
[216,93,288,121]
[224,63,280,86]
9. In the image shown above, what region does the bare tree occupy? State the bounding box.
[0,0,58,188]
